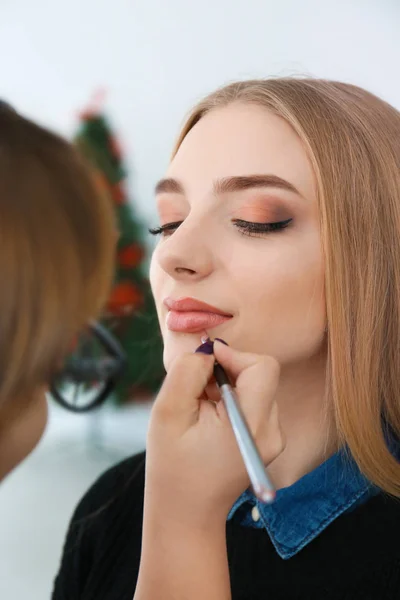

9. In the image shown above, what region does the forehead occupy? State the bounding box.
[168,103,316,202]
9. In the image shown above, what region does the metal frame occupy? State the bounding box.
[50,321,126,413]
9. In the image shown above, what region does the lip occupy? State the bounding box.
[164,297,231,316]
[164,296,233,333]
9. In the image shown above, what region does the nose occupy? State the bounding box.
[156,219,214,282]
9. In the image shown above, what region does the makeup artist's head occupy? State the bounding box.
[0,105,115,480]
[150,78,400,496]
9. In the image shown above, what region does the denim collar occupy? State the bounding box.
[227,448,378,560]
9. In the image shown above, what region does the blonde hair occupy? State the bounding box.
[0,105,116,407]
[174,78,400,496]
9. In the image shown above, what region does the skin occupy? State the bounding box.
[0,388,48,480]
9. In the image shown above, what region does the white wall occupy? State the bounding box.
[0,0,399,228]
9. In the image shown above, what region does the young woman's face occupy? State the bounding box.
[150,103,326,371]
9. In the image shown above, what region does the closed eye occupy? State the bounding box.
[148,221,183,237]
[233,218,293,236]
[148,218,293,238]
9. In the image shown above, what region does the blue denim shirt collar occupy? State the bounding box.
[227,448,378,560]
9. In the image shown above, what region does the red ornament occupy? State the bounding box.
[118,244,144,268]
[109,136,122,160]
[112,182,125,205]
[79,88,107,120]
[106,281,144,316]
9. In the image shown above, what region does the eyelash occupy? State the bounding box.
[149,221,183,236]
[148,218,293,238]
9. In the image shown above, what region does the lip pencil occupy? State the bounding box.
[213,361,276,504]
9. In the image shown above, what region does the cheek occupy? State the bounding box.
[261,245,324,309]
[149,252,169,347]
[0,390,48,481]
[19,390,48,456]
[232,239,326,359]
[26,391,48,455]
[149,252,163,310]
[263,254,324,321]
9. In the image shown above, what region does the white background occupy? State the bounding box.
[0,1,399,598]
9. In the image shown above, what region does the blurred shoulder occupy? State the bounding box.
[72,451,146,520]
[52,453,146,598]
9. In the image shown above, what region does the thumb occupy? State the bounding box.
[154,352,215,427]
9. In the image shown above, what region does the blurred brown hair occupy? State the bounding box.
[0,104,116,407]
[175,78,400,496]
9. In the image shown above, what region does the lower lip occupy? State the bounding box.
[166,311,232,333]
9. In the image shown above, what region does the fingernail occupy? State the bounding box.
[215,338,229,346]
[195,340,214,355]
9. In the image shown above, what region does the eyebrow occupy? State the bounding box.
[155,174,300,196]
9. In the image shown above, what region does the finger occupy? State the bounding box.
[155,352,215,425]
[213,340,280,430]
[257,401,286,465]
[213,340,279,383]
[204,378,221,403]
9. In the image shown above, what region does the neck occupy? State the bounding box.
[267,348,336,490]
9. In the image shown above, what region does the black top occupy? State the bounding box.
[52,452,400,599]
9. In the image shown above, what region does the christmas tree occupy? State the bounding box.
[74,101,165,403]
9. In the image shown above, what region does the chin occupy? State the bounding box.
[162,330,206,372]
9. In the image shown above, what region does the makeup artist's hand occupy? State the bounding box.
[144,340,284,525]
